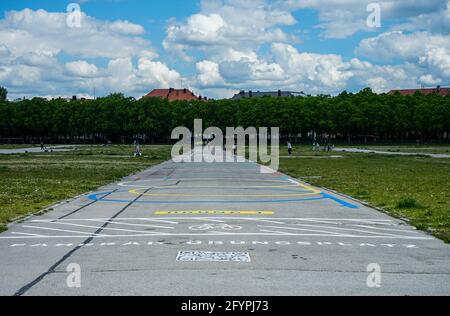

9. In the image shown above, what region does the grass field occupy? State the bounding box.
[345,145,450,155]
[278,145,450,242]
[0,144,41,149]
[0,145,172,232]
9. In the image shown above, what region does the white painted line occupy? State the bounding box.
[44,221,164,235]
[245,218,286,225]
[258,225,349,236]
[81,219,175,230]
[31,217,396,223]
[11,232,46,237]
[193,218,227,223]
[0,232,434,240]
[22,225,110,237]
[295,219,340,225]
[290,223,412,237]
[208,231,236,235]
[287,178,301,185]
[32,218,180,225]
[259,229,297,236]
[140,219,179,224]
[353,225,418,234]
[118,178,292,188]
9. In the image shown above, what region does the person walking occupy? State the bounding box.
[134,140,142,157]
[287,141,293,156]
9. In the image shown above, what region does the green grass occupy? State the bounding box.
[0,145,172,231]
[277,146,450,242]
[0,144,41,149]
[350,145,450,155]
[396,197,425,209]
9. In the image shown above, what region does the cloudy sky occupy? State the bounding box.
[0,0,449,100]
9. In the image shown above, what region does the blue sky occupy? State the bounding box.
[0,0,449,99]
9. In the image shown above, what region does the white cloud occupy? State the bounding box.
[136,58,181,88]
[284,0,449,38]
[355,30,450,86]
[65,61,99,77]
[271,43,352,90]
[420,74,442,85]
[0,8,183,99]
[356,31,450,61]
[347,59,424,93]
[419,48,450,78]
[107,58,133,77]
[0,9,151,59]
[1,3,449,100]
[163,0,296,61]
[108,20,145,35]
[0,44,10,58]
[196,60,224,87]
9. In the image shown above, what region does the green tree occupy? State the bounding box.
[0,86,7,101]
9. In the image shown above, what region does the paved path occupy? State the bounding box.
[0,145,76,155]
[334,147,450,159]
[0,153,449,296]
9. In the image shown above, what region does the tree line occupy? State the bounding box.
[0,88,449,144]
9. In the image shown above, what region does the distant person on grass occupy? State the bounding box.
[313,141,320,152]
[287,141,293,156]
[133,140,142,157]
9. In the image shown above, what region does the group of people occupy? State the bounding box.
[286,139,334,157]
[130,139,333,158]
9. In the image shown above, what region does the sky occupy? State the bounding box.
[0,0,449,100]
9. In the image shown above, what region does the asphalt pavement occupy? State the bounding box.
[0,151,449,296]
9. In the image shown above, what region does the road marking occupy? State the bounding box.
[77,219,175,230]
[87,190,337,205]
[21,225,110,237]
[1,217,430,240]
[287,178,322,194]
[38,221,164,235]
[154,211,274,215]
[0,233,433,239]
[291,223,418,236]
[5,240,421,249]
[118,178,294,188]
[30,217,396,223]
[33,218,180,225]
[129,189,318,198]
[11,232,46,237]
[258,225,347,236]
[189,224,243,231]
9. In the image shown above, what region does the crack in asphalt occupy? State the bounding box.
[13,187,153,296]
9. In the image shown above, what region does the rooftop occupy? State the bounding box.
[145,88,207,102]
[388,86,450,96]
[232,90,305,99]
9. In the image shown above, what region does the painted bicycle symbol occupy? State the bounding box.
[188,224,243,231]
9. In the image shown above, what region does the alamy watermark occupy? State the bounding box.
[171,119,280,173]
[67,3,82,28]
[366,263,382,288]
[66,263,81,288]
[367,3,382,28]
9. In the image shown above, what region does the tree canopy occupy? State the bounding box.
[0,90,449,144]
[0,86,7,102]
